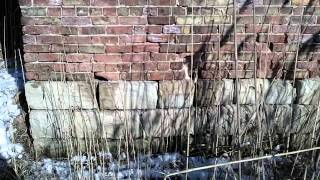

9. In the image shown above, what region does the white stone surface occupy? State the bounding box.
[238,79,270,104]
[29,110,141,139]
[196,79,234,106]
[141,108,194,137]
[158,80,194,108]
[296,78,320,105]
[265,80,295,104]
[99,81,158,110]
[25,81,98,109]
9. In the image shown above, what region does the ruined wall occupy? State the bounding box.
[18,0,320,155]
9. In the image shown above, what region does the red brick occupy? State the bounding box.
[23,35,36,44]
[92,63,106,72]
[63,36,92,44]
[33,0,62,6]
[149,0,175,5]
[147,34,174,43]
[62,7,76,16]
[78,63,92,72]
[63,0,89,5]
[91,0,118,6]
[19,0,32,6]
[47,8,61,16]
[143,62,157,70]
[119,35,146,43]
[37,35,63,44]
[103,8,117,16]
[122,53,150,62]
[38,53,63,62]
[160,44,187,53]
[146,26,162,34]
[51,44,78,53]
[66,63,79,73]
[170,62,183,70]
[66,54,92,63]
[80,26,105,35]
[23,25,51,34]
[106,45,133,53]
[24,44,50,52]
[157,62,170,71]
[132,43,159,52]
[131,63,144,71]
[245,24,270,33]
[94,54,122,63]
[273,25,300,33]
[24,53,38,62]
[148,16,176,25]
[105,64,118,72]
[147,71,173,80]
[117,64,130,72]
[91,17,118,25]
[120,0,147,6]
[119,17,147,25]
[62,17,91,25]
[150,53,179,61]
[25,72,39,80]
[92,36,118,44]
[106,26,133,34]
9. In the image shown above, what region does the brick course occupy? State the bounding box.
[19,0,320,80]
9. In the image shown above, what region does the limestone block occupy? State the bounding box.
[196,79,234,106]
[265,80,295,104]
[264,105,292,134]
[141,109,194,137]
[25,81,98,109]
[238,79,270,104]
[292,0,313,6]
[296,78,320,105]
[99,81,158,110]
[29,110,141,139]
[291,105,319,134]
[158,80,194,108]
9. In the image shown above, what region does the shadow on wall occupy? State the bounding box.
[0,0,23,67]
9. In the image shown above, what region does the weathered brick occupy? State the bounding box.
[94,54,122,63]
[91,0,118,6]
[119,17,147,25]
[79,45,105,53]
[91,17,118,25]
[106,45,133,53]
[148,16,175,25]
[122,53,150,62]
[66,54,92,63]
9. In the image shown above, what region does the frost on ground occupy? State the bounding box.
[0,68,23,160]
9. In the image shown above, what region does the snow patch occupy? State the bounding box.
[0,69,23,160]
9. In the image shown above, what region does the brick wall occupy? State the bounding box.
[20,0,319,81]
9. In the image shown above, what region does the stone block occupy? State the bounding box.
[238,79,270,104]
[296,78,320,105]
[265,80,295,104]
[141,108,194,137]
[264,105,292,134]
[158,80,194,108]
[292,105,318,134]
[99,81,158,110]
[25,81,98,109]
[29,110,141,139]
[196,79,234,106]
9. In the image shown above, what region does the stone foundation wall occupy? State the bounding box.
[25,78,320,154]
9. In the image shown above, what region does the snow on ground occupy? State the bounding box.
[30,153,237,179]
[0,67,23,160]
